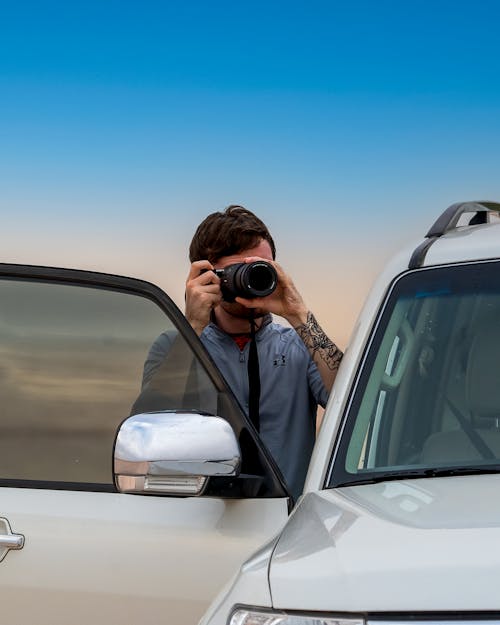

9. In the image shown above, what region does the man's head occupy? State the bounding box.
[190,206,277,322]
[189,205,276,264]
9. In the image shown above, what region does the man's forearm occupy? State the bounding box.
[294,311,343,393]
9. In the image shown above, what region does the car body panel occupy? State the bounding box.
[270,475,500,611]
[424,221,500,267]
[0,488,288,625]
[199,536,280,625]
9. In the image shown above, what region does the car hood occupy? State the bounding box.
[270,474,500,611]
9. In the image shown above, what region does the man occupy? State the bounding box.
[145,206,343,500]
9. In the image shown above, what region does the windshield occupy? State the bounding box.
[330,260,500,487]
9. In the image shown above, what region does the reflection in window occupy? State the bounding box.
[332,261,500,487]
[0,279,217,486]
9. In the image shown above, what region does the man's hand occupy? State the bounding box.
[185,260,221,336]
[236,257,342,393]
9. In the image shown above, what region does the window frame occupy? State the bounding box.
[326,258,500,489]
[0,263,288,499]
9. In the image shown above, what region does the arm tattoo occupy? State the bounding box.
[295,312,343,371]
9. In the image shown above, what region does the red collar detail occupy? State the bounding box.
[232,335,252,351]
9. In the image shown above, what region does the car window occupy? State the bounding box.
[0,277,218,487]
[330,260,500,487]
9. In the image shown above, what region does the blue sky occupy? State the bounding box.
[1,1,500,344]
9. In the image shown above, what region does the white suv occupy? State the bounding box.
[200,200,500,625]
[1,201,499,625]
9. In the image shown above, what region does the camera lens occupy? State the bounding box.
[234,261,277,298]
[217,261,277,301]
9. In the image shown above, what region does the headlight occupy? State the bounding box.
[229,608,364,625]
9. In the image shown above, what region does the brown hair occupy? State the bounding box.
[189,205,276,263]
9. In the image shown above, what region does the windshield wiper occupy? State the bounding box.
[335,464,500,487]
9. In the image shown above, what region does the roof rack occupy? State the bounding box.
[409,200,500,269]
[426,201,500,238]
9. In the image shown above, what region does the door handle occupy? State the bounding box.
[0,534,24,549]
[0,517,24,562]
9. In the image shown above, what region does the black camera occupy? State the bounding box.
[214,261,278,302]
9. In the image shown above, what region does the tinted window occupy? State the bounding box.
[330,260,500,486]
[0,278,218,486]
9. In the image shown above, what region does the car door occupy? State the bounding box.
[0,264,290,625]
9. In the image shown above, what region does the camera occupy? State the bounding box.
[214,261,278,302]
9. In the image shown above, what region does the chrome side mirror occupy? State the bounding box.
[114,412,241,496]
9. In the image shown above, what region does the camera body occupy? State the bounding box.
[214,261,277,302]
